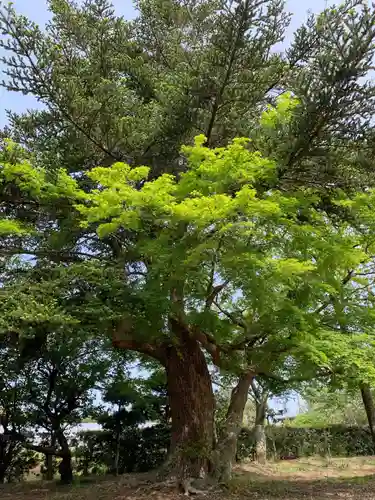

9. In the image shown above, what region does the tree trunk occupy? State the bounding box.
[45,454,54,480]
[55,430,73,484]
[164,326,215,479]
[212,372,254,483]
[253,424,267,464]
[254,397,267,464]
[113,428,121,476]
[0,463,6,484]
[0,438,16,484]
[360,383,375,452]
[45,433,56,480]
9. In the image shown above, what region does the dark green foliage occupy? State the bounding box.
[75,424,170,474]
[76,423,375,473]
[237,425,375,460]
[1,0,375,189]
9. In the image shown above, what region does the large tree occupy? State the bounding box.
[2,130,375,480]
[2,0,375,484]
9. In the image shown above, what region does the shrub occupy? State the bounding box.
[237,425,374,460]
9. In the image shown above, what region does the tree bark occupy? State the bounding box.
[360,383,375,452]
[164,324,215,479]
[44,433,56,480]
[45,454,54,480]
[212,372,254,482]
[253,424,267,464]
[254,397,268,464]
[55,429,73,484]
[113,418,121,476]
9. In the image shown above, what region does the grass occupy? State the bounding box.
[2,456,375,499]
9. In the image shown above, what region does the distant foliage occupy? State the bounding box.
[237,426,374,460]
[75,423,375,473]
[75,424,170,474]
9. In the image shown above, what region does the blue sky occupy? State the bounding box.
[0,0,333,127]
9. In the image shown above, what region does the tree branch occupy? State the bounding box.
[112,318,167,365]
[205,281,229,310]
[213,299,247,329]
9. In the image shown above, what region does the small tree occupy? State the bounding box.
[0,342,38,483]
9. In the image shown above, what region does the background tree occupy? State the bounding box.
[0,341,37,483]
[293,383,368,428]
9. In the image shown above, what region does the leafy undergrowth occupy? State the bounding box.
[2,457,375,500]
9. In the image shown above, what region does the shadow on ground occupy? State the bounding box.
[1,458,375,499]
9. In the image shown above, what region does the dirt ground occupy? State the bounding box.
[2,457,375,500]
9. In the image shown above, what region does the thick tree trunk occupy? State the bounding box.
[55,430,73,484]
[254,397,267,464]
[164,327,215,479]
[360,383,375,452]
[212,372,254,483]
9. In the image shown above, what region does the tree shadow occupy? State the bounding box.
[233,468,375,499]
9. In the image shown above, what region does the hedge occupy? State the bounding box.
[237,425,374,460]
[76,424,374,474]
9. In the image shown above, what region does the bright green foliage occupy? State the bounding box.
[293,384,368,428]
[260,92,300,129]
[2,133,375,382]
[0,219,28,235]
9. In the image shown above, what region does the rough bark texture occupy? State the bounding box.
[164,323,215,479]
[360,383,375,452]
[213,372,254,483]
[254,397,267,464]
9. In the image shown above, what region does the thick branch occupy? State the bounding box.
[191,326,221,366]
[1,433,66,457]
[112,318,167,365]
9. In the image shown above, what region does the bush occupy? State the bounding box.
[75,424,170,474]
[237,425,374,460]
[75,423,374,474]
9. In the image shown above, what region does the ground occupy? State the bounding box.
[2,457,375,499]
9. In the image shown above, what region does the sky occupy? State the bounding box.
[0,0,333,418]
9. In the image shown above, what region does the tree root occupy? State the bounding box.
[180,477,218,496]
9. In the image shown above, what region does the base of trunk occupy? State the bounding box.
[165,324,215,480]
[254,425,266,464]
[212,372,254,483]
[58,455,73,484]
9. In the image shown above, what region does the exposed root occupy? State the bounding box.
[179,477,219,496]
[181,478,206,496]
